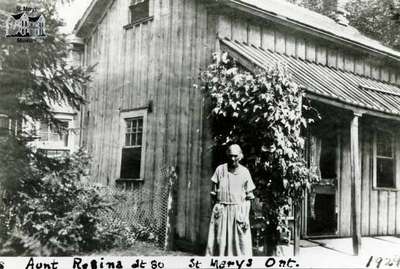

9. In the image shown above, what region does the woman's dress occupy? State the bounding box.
[206,163,255,256]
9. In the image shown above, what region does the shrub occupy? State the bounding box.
[94,187,158,250]
[0,148,113,255]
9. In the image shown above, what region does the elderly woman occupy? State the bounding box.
[206,144,256,256]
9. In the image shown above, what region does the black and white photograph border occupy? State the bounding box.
[1,0,400,267]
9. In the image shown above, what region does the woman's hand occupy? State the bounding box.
[245,191,255,200]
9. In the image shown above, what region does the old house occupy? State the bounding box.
[74,0,400,253]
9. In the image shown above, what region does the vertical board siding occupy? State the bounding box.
[217,14,231,39]
[396,130,400,234]
[339,127,351,236]
[296,38,305,60]
[378,191,388,235]
[248,23,261,47]
[232,16,247,42]
[316,45,326,65]
[83,0,213,248]
[305,41,316,62]
[355,57,364,75]
[286,35,296,57]
[361,131,371,235]
[275,31,285,54]
[261,25,275,51]
[388,192,396,234]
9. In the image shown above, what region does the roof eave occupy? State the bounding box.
[73,0,96,37]
[217,0,400,62]
[73,0,112,38]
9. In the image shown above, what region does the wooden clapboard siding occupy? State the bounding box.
[215,13,400,85]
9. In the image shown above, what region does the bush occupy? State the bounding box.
[0,148,113,255]
[94,187,157,250]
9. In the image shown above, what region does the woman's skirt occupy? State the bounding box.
[205,201,252,256]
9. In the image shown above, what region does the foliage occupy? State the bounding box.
[345,0,400,50]
[199,52,317,254]
[0,0,91,134]
[94,188,158,250]
[0,149,114,255]
[0,0,101,255]
[289,0,400,50]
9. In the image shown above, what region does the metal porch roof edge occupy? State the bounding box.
[219,37,400,120]
[218,0,400,62]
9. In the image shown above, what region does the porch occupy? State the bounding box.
[281,236,400,256]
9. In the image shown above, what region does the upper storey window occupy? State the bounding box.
[130,0,150,24]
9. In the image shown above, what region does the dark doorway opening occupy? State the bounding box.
[306,122,338,237]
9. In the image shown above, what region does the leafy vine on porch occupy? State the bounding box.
[199,52,319,254]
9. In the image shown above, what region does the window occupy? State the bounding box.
[130,0,150,24]
[119,110,147,180]
[0,114,11,136]
[38,120,69,147]
[374,129,396,189]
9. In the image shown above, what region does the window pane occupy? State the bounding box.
[120,147,142,179]
[0,116,10,136]
[377,130,393,157]
[132,119,137,131]
[125,134,130,146]
[377,158,394,188]
[131,133,137,146]
[130,0,149,23]
[40,122,49,133]
[39,121,49,141]
[137,132,142,146]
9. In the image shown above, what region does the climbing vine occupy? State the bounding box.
[199,52,318,254]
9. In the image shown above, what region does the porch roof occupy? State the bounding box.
[220,38,400,119]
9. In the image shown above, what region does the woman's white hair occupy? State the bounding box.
[226,144,244,160]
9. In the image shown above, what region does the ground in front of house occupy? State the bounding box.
[91,237,400,268]
[279,236,400,267]
[90,241,193,256]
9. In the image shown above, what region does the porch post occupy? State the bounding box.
[293,203,301,256]
[350,112,362,255]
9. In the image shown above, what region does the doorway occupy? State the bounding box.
[305,130,339,237]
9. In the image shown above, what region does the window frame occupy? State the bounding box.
[0,114,12,136]
[118,109,147,181]
[129,0,151,25]
[35,115,74,153]
[372,128,399,191]
[38,120,69,146]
